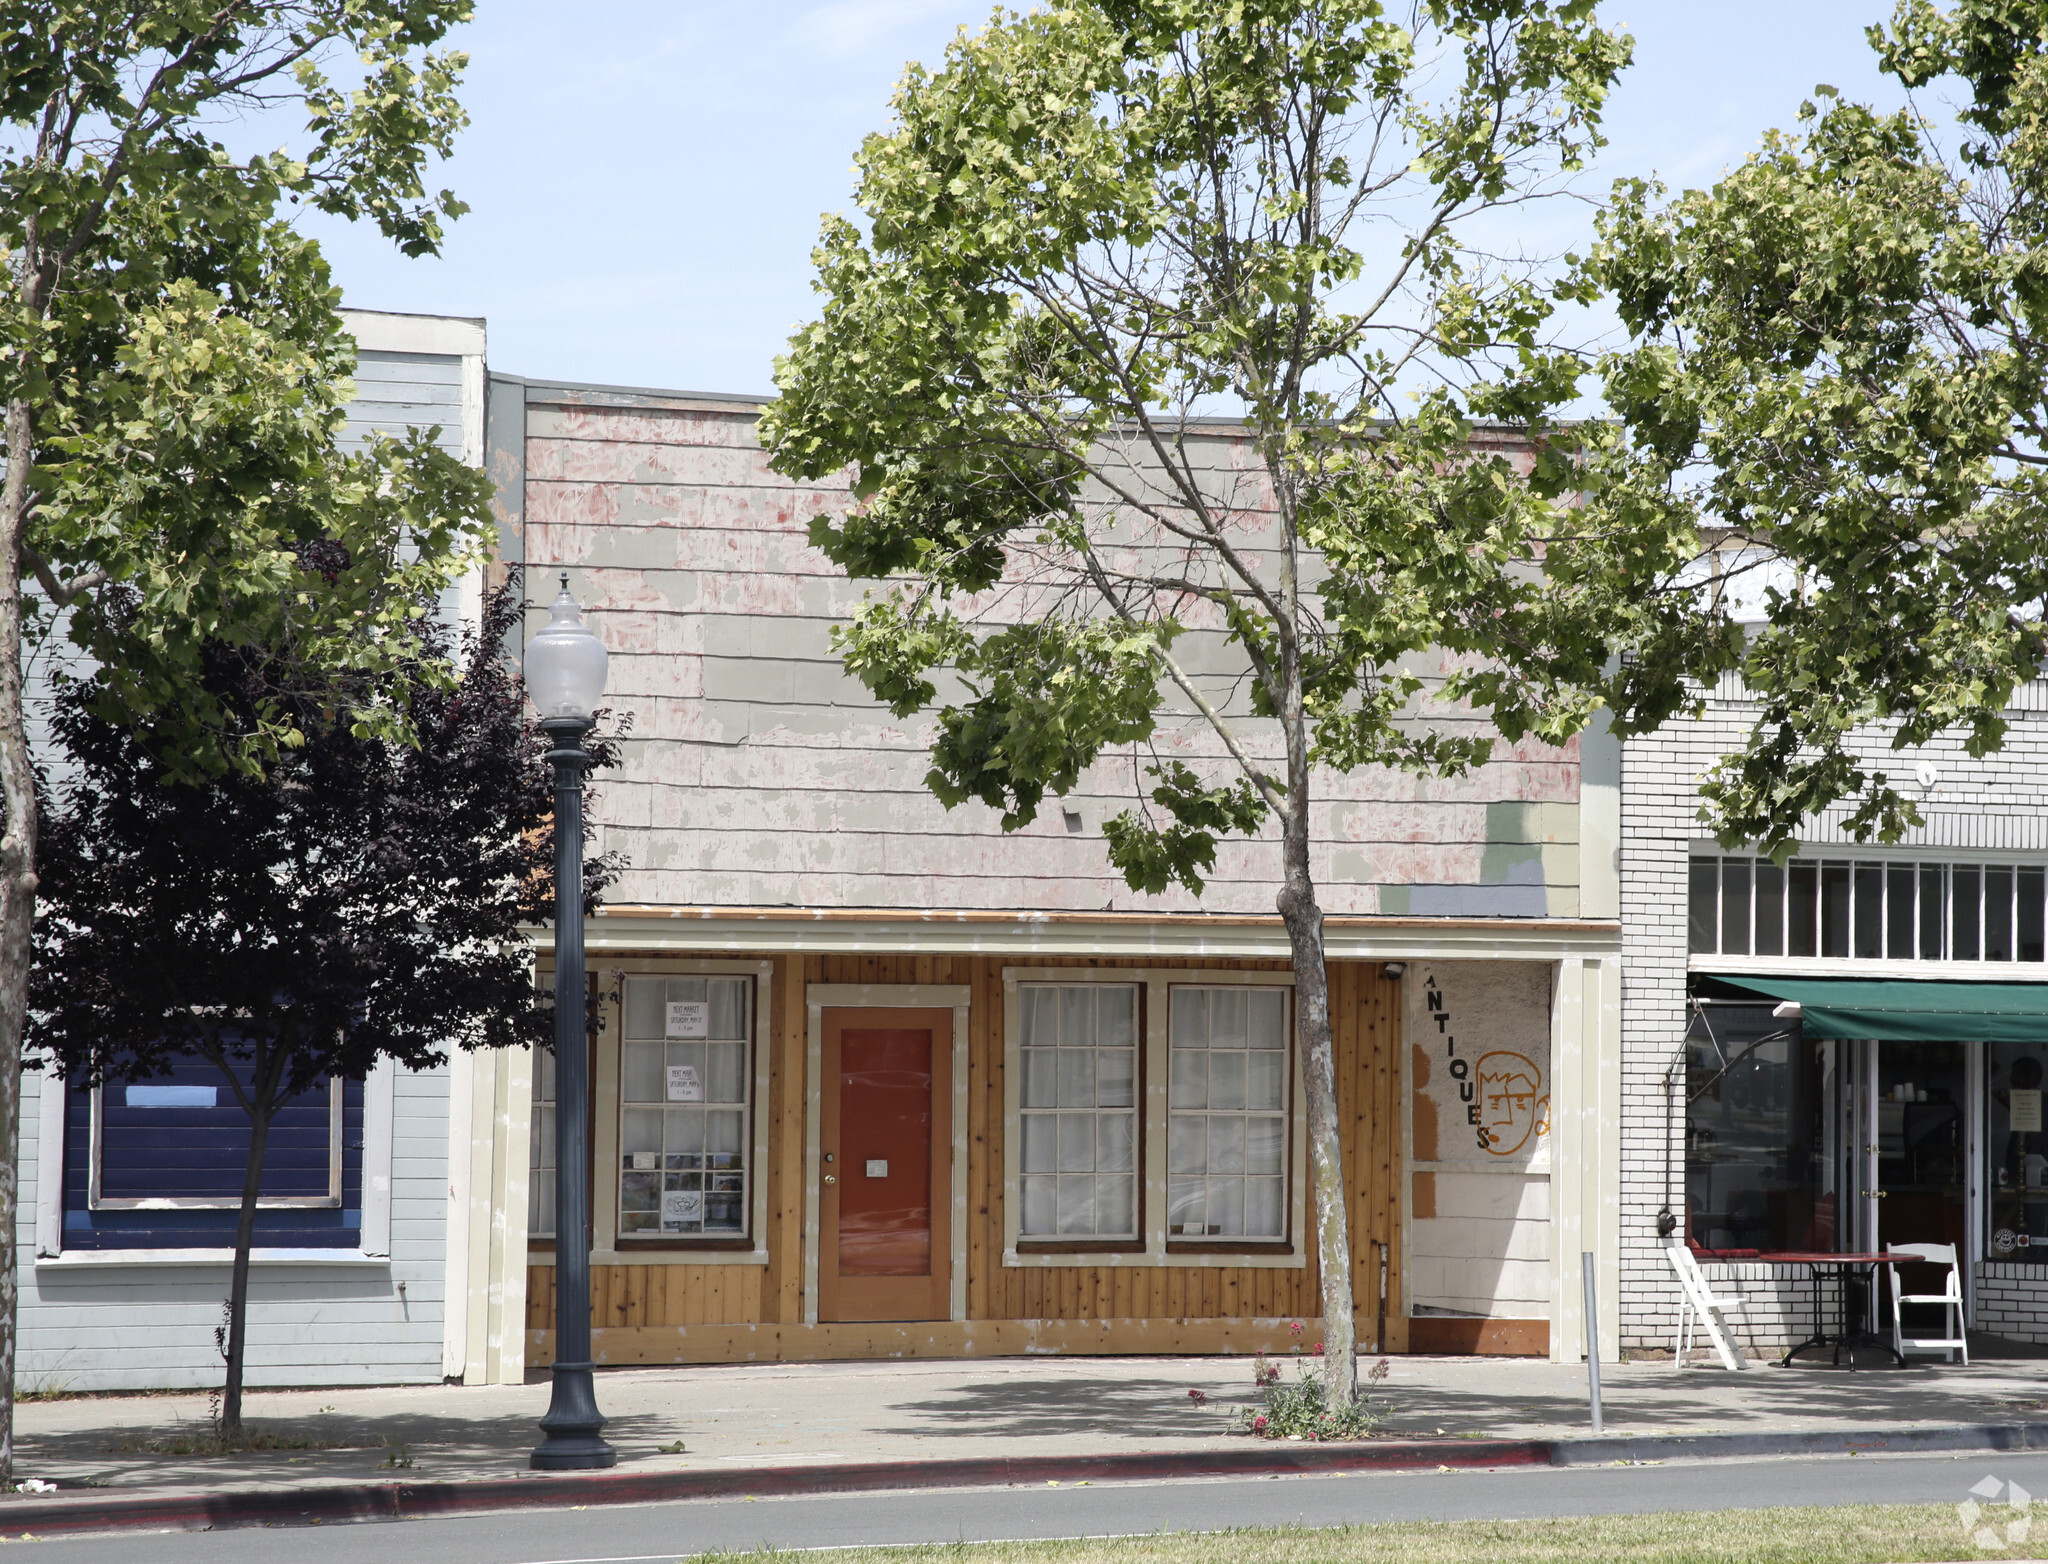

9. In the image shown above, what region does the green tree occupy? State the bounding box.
[1,1,480,1470]
[1588,0,2048,851]
[30,576,621,1438]
[764,0,1682,1403]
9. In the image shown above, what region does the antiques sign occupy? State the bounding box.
[1409,960,1551,1167]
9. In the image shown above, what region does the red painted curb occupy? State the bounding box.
[0,1439,1549,1537]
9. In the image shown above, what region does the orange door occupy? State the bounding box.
[819,1007,952,1322]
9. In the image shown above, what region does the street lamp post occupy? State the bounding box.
[527,574,617,1472]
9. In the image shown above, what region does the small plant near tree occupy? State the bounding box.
[1239,1323,1389,1440]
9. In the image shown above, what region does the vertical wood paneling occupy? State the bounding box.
[768,955,806,1323]
[543,950,1403,1344]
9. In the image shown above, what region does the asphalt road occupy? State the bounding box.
[25,1451,2048,1564]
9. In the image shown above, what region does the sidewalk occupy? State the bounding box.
[15,1341,2048,1501]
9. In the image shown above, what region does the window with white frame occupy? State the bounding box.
[618,975,753,1239]
[528,1044,556,1239]
[1017,983,1139,1239]
[1168,986,1289,1240]
[64,1059,360,1251]
[1691,853,2048,963]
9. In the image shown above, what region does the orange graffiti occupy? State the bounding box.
[1476,1050,1547,1156]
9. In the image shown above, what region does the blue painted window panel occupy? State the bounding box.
[98,1058,337,1204]
[62,1055,363,1250]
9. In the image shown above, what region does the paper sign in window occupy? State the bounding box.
[666,1001,708,1038]
[661,1189,702,1229]
[666,1064,703,1102]
[2013,1088,2043,1133]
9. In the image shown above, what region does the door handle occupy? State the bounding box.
[1861,1189,1887,1198]
[823,1174,837,1186]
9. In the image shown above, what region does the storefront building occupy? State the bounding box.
[1620,673,2048,1354]
[461,374,1627,1378]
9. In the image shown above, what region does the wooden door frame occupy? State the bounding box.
[818,1007,952,1322]
[804,985,971,1324]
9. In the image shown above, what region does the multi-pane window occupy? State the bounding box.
[528,1044,556,1239]
[619,976,753,1239]
[1690,854,2048,963]
[1018,984,1139,1238]
[1168,986,1289,1240]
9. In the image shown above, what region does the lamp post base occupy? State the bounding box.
[530,1360,617,1470]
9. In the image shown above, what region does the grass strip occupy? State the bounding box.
[704,1502,2027,1564]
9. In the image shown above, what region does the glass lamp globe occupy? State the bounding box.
[527,574,609,722]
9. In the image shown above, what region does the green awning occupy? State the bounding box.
[1714,975,2048,1042]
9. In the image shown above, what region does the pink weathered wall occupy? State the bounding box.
[512,385,1581,917]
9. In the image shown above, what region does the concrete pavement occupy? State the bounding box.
[13,1341,2048,1499]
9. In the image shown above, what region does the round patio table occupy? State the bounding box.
[1756,1252,1908,1369]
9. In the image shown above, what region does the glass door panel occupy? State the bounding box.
[1875,1041,1968,1257]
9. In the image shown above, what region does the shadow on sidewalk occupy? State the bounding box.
[878,1375,1249,1441]
[19,1409,685,1490]
[870,1344,2048,1444]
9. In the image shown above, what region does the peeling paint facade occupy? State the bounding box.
[480,374,1623,1376]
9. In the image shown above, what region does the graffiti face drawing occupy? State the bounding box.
[1476,1050,1548,1156]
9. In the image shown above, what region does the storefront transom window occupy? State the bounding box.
[1690,855,2048,963]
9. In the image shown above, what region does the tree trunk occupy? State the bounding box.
[0,392,40,1478]
[221,1092,277,1440]
[1277,815,1356,1407]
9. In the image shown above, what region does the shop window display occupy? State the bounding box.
[1990,1042,2048,1261]
[1684,1002,1844,1254]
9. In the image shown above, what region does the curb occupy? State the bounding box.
[1548,1421,2048,1466]
[7,1421,2047,1538]
[0,1441,1548,1538]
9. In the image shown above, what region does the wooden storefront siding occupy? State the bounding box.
[529,951,1406,1362]
[529,1316,1320,1367]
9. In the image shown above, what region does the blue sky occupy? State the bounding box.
[306,2,1904,395]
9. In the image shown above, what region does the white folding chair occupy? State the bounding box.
[1665,1238,1750,1371]
[1887,1242,1968,1365]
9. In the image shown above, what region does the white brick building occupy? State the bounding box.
[1620,676,2048,1358]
